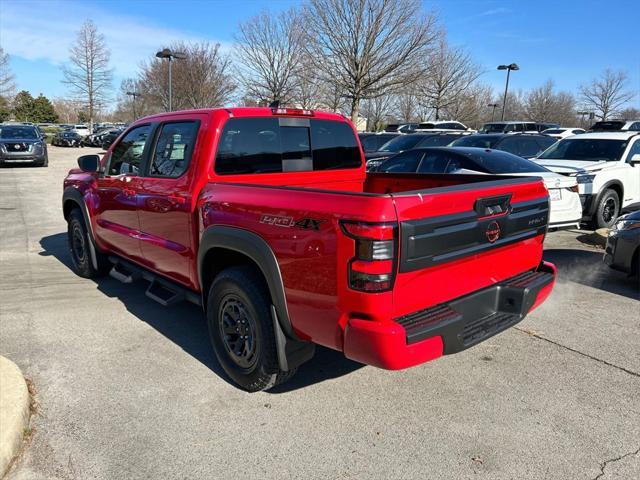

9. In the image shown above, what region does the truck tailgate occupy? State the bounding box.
[390,176,549,318]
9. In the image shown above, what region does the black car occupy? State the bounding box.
[450,133,557,159]
[358,132,400,153]
[365,132,471,170]
[604,210,640,289]
[101,129,124,150]
[85,128,120,147]
[384,123,419,133]
[373,146,552,177]
[0,124,48,167]
[52,131,84,147]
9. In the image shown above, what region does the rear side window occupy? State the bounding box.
[214,118,360,174]
[148,121,199,178]
[378,151,423,172]
[108,125,151,176]
[417,151,454,173]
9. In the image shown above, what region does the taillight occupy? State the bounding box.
[271,107,314,116]
[341,221,396,292]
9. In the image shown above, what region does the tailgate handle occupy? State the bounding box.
[475,194,512,218]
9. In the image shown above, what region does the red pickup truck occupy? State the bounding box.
[62,107,556,391]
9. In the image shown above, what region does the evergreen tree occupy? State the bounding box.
[12,90,35,122]
[32,94,59,122]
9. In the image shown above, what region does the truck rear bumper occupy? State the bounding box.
[343,261,556,369]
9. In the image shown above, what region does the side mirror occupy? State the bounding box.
[630,154,640,165]
[77,154,100,173]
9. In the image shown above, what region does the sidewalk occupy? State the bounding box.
[0,356,30,477]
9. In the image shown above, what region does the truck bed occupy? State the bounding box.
[199,171,550,352]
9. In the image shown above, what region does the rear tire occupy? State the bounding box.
[67,209,110,278]
[592,189,619,229]
[206,266,296,392]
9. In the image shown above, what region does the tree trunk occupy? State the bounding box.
[350,97,360,125]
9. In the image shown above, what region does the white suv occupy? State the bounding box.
[534,132,640,228]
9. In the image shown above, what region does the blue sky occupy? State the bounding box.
[1,0,638,108]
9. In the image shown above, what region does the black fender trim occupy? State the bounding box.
[62,187,99,270]
[198,225,296,340]
[198,226,314,371]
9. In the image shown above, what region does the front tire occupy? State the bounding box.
[592,189,619,229]
[206,266,296,392]
[67,209,109,278]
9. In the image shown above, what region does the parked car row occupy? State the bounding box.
[360,128,640,231]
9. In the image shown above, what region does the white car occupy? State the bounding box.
[535,132,640,228]
[542,127,585,139]
[72,124,90,136]
[479,121,557,134]
[415,121,473,132]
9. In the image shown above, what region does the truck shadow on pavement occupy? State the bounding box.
[39,233,363,393]
[543,248,639,300]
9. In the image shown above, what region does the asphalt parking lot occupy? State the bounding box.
[1,146,638,480]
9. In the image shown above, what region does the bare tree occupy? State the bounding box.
[442,84,494,129]
[304,0,438,123]
[62,20,113,131]
[418,37,482,120]
[523,79,576,125]
[139,42,236,112]
[52,98,83,123]
[619,107,640,120]
[235,9,303,105]
[394,90,420,123]
[361,95,393,131]
[579,69,634,120]
[0,46,16,98]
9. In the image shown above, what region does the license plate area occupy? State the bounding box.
[549,189,561,201]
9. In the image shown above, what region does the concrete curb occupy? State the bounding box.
[0,356,30,477]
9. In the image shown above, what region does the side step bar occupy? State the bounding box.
[108,256,201,307]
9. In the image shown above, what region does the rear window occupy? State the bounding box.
[214,117,361,175]
[416,134,461,147]
[480,123,507,133]
[463,151,549,174]
[451,135,500,148]
[590,121,625,131]
[379,134,425,152]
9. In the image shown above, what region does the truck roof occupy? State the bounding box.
[139,107,348,123]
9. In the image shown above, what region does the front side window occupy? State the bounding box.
[626,140,640,162]
[108,125,151,176]
[149,122,199,178]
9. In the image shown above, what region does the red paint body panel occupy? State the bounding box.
[63,107,556,371]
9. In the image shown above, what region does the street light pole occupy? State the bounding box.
[126,91,141,120]
[497,63,519,121]
[487,103,499,121]
[155,48,187,112]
